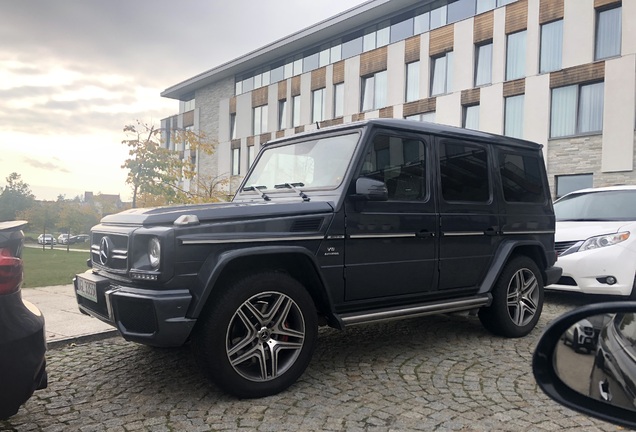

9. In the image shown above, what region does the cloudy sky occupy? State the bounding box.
[0,0,368,201]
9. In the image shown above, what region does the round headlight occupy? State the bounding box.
[148,237,161,269]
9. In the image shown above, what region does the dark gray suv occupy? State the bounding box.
[74,119,561,398]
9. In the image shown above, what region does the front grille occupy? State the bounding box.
[582,327,594,336]
[555,241,579,256]
[91,232,129,273]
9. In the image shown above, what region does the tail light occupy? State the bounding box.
[0,247,23,295]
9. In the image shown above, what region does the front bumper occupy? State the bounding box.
[74,271,196,347]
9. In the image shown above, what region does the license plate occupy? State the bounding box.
[77,277,97,303]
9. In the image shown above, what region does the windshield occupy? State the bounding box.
[242,132,359,191]
[554,190,636,221]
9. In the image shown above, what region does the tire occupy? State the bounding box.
[479,255,544,338]
[572,329,580,352]
[192,272,318,398]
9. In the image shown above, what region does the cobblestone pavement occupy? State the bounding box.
[1,292,626,432]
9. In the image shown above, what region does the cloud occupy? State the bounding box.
[23,156,71,173]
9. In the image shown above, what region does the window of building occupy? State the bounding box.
[312,88,326,123]
[319,44,331,68]
[431,52,454,96]
[475,42,493,86]
[463,105,480,130]
[405,61,420,102]
[278,100,287,130]
[504,94,524,139]
[498,0,517,6]
[405,112,436,122]
[477,0,496,14]
[303,50,320,73]
[270,64,284,83]
[550,82,604,138]
[361,70,388,111]
[448,0,476,24]
[292,95,301,128]
[231,147,240,176]
[390,15,414,44]
[555,174,593,198]
[540,20,563,73]
[414,9,430,33]
[595,6,622,60]
[439,141,490,202]
[253,105,268,135]
[342,33,363,60]
[506,30,527,81]
[182,98,195,112]
[363,22,390,52]
[334,83,344,117]
[248,145,256,168]
[230,113,237,139]
[430,5,448,29]
[499,152,544,203]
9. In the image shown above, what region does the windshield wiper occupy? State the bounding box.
[274,182,310,202]
[242,185,271,201]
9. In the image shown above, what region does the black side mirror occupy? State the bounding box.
[533,301,636,430]
[351,177,388,201]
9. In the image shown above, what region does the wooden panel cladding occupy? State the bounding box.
[595,0,620,8]
[231,139,241,149]
[379,106,394,119]
[405,35,421,63]
[319,117,344,128]
[403,97,437,117]
[276,130,286,139]
[360,46,388,76]
[505,0,528,34]
[246,136,254,146]
[429,25,454,57]
[461,88,481,106]
[503,79,526,97]
[539,0,564,24]
[229,96,237,114]
[352,113,366,122]
[251,87,268,107]
[474,11,494,43]
[550,62,605,88]
[311,68,327,91]
[333,60,345,84]
[291,76,301,96]
[278,80,287,100]
[182,110,194,128]
[294,125,305,134]
[259,133,271,144]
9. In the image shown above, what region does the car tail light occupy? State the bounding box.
[0,247,23,295]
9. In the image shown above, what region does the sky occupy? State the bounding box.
[0,0,368,201]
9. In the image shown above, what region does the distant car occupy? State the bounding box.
[563,318,596,353]
[0,221,47,420]
[58,234,69,245]
[548,186,636,299]
[74,234,89,243]
[37,234,56,245]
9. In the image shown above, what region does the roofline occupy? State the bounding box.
[161,0,430,100]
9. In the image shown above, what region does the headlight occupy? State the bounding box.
[148,237,161,269]
[579,231,630,252]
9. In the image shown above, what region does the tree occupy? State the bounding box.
[121,121,228,207]
[0,173,36,221]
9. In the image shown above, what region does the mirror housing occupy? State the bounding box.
[351,177,388,201]
[533,301,636,429]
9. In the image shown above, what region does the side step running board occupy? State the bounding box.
[340,294,492,327]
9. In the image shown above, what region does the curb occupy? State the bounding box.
[47,330,120,350]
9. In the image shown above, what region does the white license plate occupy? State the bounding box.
[77,277,97,303]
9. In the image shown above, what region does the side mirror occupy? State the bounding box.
[533,301,636,429]
[352,177,388,201]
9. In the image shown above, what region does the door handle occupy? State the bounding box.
[598,379,612,402]
[484,227,499,236]
[415,230,435,238]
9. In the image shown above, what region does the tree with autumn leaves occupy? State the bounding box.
[121,122,229,208]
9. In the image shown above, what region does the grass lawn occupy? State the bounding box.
[22,247,91,288]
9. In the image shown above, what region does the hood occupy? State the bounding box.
[555,221,634,242]
[100,200,334,226]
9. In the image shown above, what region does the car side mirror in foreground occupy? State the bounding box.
[533,302,636,429]
[352,177,388,201]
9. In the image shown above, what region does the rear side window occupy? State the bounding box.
[499,152,545,203]
[439,141,489,202]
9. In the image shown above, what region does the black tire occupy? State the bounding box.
[192,272,318,398]
[572,329,580,352]
[479,255,544,338]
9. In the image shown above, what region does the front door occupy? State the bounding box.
[344,132,438,302]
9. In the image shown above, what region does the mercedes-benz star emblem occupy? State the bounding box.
[99,236,113,266]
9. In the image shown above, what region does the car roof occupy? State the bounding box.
[265,118,543,150]
[562,185,636,196]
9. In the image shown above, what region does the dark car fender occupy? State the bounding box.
[191,245,341,327]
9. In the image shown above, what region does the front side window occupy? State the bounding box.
[540,20,563,73]
[360,134,427,201]
[361,70,388,111]
[550,82,604,138]
[334,83,344,117]
[312,88,326,123]
[439,141,490,202]
[405,61,420,102]
[499,152,545,203]
[595,6,622,60]
[505,94,524,139]
[475,42,493,86]
[463,105,480,130]
[554,174,593,199]
[506,30,527,81]
[231,147,240,176]
[292,95,301,128]
[253,105,268,136]
[431,52,454,96]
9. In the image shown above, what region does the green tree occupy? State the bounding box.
[0,172,36,221]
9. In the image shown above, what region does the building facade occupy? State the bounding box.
[161,0,636,199]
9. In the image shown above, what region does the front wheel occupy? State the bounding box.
[192,272,318,398]
[479,256,544,338]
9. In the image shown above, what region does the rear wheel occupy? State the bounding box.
[193,272,318,398]
[479,256,544,338]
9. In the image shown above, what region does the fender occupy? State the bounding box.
[192,245,342,326]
